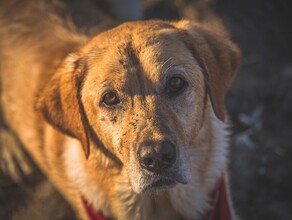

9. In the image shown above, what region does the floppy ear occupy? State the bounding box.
[175,20,241,121]
[35,53,90,158]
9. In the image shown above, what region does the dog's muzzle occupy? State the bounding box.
[131,140,188,193]
[137,140,176,174]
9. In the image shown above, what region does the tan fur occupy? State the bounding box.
[0,1,240,219]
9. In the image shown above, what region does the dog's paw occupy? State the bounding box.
[0,129,34,184]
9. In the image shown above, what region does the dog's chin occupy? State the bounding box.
[146,178,177,191]
[131,178,175,194]
[128,161,191,194]
[131,176,188,194]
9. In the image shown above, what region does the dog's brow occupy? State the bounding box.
[117,42,140,68]
[163,64,186,77]
[161,57,174,70]
[125,44,140,67]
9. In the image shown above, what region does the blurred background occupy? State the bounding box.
[1,0,292,219]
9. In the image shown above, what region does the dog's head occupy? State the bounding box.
[36,20,240,193]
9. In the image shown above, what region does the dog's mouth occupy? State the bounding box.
[148,178,177,190]
[143,175,188,192]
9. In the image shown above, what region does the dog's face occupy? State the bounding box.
[81,22,206,193]
[36,20,240,193]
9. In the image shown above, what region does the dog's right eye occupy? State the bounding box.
[102,91,120,107]
[167,76,187,95]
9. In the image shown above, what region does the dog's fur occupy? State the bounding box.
[0,1,240,219]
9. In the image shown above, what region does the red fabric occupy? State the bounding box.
[81,196,110,220]
[204,177,232,220]
[81,176,231,220]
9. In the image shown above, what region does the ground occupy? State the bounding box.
[1,0,292,219]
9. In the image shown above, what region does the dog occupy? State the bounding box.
[0,0,241,219]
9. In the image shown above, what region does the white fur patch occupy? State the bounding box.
[169,111,229,219]
[64,138,112,216]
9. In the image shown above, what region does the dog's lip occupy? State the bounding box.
[144,176,187,191]
[175,174,188,184]
[148,178,176,190]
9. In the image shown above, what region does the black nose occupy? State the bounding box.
[137,140,176,173]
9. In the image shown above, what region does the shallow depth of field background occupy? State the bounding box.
[1,0,292,219]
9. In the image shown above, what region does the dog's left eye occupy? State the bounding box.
[168,76,186,94]
[102,91,120,107]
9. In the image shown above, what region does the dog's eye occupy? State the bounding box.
[102,91,120,107]
[168,76,186,94]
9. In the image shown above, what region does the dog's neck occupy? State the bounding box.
[81,175,232,220]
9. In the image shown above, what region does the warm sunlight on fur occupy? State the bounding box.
[0,1,240,219]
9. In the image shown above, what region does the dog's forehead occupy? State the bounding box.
[86,21,194,80]
[82,20,203,99]
[88,21,185,60]
[98,20,178,42]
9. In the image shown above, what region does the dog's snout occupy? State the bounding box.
[137,140,176,173]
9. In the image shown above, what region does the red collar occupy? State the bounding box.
[203,177,232,220]
[81,177,232,220]
[81,196,111,220]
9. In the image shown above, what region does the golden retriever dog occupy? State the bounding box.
[0,0,240,219]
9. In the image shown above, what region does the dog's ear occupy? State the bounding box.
[35,53,90,158]
[175,20,241,121]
